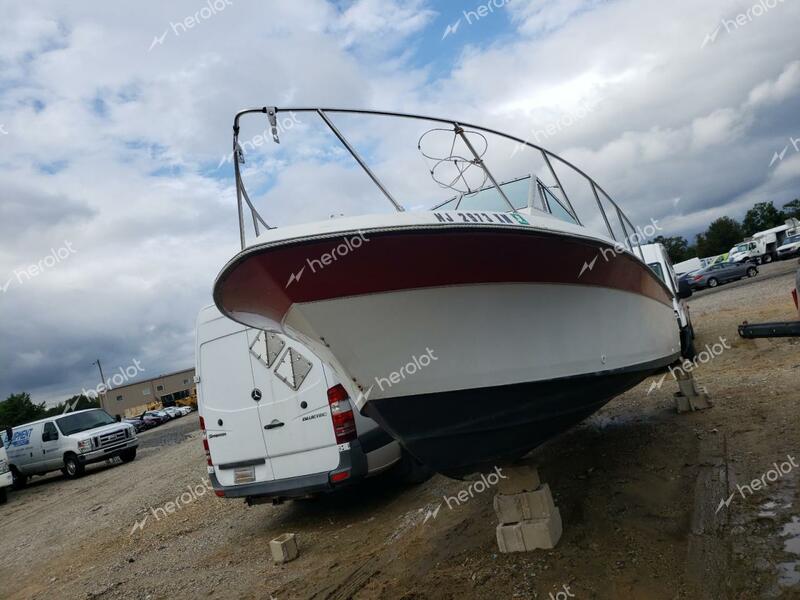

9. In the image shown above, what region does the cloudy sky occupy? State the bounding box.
[1,0,799,406]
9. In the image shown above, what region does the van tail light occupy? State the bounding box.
[199,415,212,465]
[327,384,357,444]
[330,471,350,483]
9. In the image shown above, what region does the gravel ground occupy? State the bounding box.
[1,262,799,599]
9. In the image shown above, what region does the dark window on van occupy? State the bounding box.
[56,409,116,435]
[42,422,59,442]
[647,262,665,283]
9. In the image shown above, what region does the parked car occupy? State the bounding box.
[177,406,193,415]
[777,234,800,260]
[162,407,184,419]
[1,409,138,484]
[196,305,429,505]
[688,261,758,290]
[141,410,170,426]
[123,417,147,433]
[678,270,697,288]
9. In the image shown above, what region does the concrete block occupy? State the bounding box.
[676,375,700,398]
[496,521,527,553]
[493,484,556,524]
[675,394,692,413]
[496,508,563,552]
[496,465,540,495]
[674,389,713,413]
[270,533,298,564]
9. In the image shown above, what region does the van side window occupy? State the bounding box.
[42,422,59,442]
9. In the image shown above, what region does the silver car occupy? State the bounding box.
[688,261,758,290]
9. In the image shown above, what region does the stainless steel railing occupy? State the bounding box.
[230,107,645,260]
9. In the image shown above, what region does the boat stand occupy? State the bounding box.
[673,368,713,413]
[494,465,562,552]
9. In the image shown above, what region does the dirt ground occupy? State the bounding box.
[2,260,799,600]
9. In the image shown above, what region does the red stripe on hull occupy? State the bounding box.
[215,228,673,325]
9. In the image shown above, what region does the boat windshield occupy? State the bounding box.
[458,177,529,212]
[434,176,579,226]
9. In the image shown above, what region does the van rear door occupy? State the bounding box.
[247,331,340,480]
[199,329,275,486]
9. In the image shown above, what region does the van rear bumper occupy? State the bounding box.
[209,440,369,503]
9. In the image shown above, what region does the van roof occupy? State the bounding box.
[9,408,102,429]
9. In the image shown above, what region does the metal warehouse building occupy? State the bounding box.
[99,368,195,419]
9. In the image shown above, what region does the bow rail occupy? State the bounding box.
[231,106,645,261]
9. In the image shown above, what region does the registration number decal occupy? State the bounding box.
[433,212,529,226]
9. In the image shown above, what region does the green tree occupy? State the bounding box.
[44,394,99,417]
[742,201,786,236]
[783,198,800,220]
[695,217,744,257]
[652,235,693,263]
[0,392,48,428]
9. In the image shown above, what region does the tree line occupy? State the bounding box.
[0,392,100,429]
[653,198,800,264]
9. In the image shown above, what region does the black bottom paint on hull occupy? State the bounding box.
[364,356,677,477]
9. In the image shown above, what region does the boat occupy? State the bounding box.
[213,107,680,477]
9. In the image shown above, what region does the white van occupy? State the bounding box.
[196,306,427,505]
[2,409,138,486]
[641,243,696,359]
[0,444,12,503]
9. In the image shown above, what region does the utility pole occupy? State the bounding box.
[91,359,107,409]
